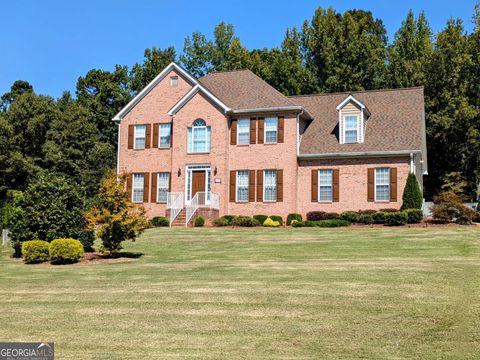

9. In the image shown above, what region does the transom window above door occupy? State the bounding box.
[188,119,211,153]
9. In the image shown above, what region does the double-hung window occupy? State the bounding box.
[343,115,359,144]
[188,119,211,153]
[237,119,250,145]
[159,123,171,148]
[134,125,146,149]
[265,117,278,144]
[132,173,144,203]
[375,168,390,201]
[264,170,277,201]
[157,172,170,203]
[319,169,333,202]
[236,171,249,202]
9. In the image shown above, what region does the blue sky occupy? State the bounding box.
[1,0,478,98]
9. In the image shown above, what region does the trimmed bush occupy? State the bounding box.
[404,209,423,224]
[315,219,351,227]
[401,172,423,210]
[253,215,268,224]
[269,215,283,225]
[263,218,280,227]
[49,238,84,264]
[231,216,260,227]
[341,211,359,223]
[22,240,50,264]
[358,209,377,215]
[286,213,302,225]
[151,216,169,227]
[384,212,408,226]
[292,221,305,227]
[213,217,229,227]
[222,215,236,225]
[306,211,325,221]
[357,213,373,224]
[380,208,399,213]
[194,216,205,227]
[304,220,316,227]
[371,212,387,224]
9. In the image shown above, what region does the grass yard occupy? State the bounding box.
[1,227,480,359]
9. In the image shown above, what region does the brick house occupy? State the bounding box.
[114,62,427,225]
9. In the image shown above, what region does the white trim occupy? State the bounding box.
[336,95,366,111]
[168,84,230,116]
[133,124,146,149]
[116,122,120,175]
[230,106,312,118]
[298,150,422,159]
[113,62,197,121]
[185,164,211,205]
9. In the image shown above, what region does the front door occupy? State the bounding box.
[191,171,206,198]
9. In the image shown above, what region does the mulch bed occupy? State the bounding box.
[79,252,138,264]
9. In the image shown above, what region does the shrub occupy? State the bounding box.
[315,219,351,227]
[22,240,50,264]
[253,215,268,224]
[324,212,340,219]
[49,238,84,264]
[341,211,359,223]
[151,216,169,227]
[263,218,280,227]
[384,212,408,226]
[431,192,475,224]
[222,215,236,225]
[371,212,387,224]
[291,221,305,227]
[358,209,377,215]
[306,211,325,221]
[286,213,302,225]
[304,220,316,227]
[401,173,423,210]
[213,217,229,227]
[231,216,260,227]
[473,212,480,223]
[269,215,283,224]
[380,208,399,213]
[8,174,95,257]
[404,209,423,224]
[194,216,205,227]
[357,213,373,224]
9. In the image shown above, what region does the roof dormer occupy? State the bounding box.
[336,95,370,144]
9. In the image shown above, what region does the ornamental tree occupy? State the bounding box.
[85,172,148,256]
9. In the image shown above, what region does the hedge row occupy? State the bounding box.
[22,238,84,264]
[305,209,423,226]
[292,219,351,228]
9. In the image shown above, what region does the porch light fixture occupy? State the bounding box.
[177,168,181,177]
[214,166,217,175]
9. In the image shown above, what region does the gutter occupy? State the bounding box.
[228,106,313,119]
[298,149,422,159]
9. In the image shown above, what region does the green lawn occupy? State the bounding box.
[1,227,480,359]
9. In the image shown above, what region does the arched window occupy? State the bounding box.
[188,119,211,153]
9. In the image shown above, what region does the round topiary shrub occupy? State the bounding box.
[194,216,205,227]
[286,213,302,225]
[49,238,84,264]
[151,216,169,227]
[263,217,280,227]
[253,215,268,224]
[22,240,50,264]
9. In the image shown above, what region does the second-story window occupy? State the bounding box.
[159,123,171,148]
[134,125,146,149]
[343,115,359,144]
[265,117,278,144]
[188,119,211,153]
[237,119,250,145]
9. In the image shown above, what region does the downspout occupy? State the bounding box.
[410,153,415,174]
[296,110,303,215]
[116,121,121,175]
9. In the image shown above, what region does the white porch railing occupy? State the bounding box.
[185,192,220,225]
[167,192,184,227]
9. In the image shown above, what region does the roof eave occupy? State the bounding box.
[298,149,422,159]
[228,106,313,119]
[167,84,231,116]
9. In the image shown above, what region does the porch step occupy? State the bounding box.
[171,208,187,227]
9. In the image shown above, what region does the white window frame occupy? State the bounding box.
[264,117,278,144]
[374,168,390,202]
[237,119,250,145]
[132,173,144,203]
[159,123,171,148]
[134,124,146,149]
[156,172,170,203]
[236,170,249,202]
[343,115,359,144]
[188,119,211,153]
[170,76,178,87]
[263,170,277,202]
[318,169,333,202]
